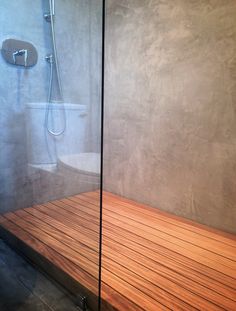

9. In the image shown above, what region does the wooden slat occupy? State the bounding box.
[0,215,134,311]
[74,194,236,277]
[102,240,235,310]
[25,207,98,250]
[94,194,236,260]
[0,191,236,311]
[70,195,236,310]
[30,198,236,309]
[0,215,98,294]
[26,195,235,310]
[60,198,236,294]
[27,201,204,309]
[26,204,177,309]
[103,191,236,245]
[71,199,236,292]
[101,282,144,311]
[3,212,98,278]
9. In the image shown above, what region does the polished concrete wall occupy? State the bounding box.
[104,0,236,233]
[0,0,102,213]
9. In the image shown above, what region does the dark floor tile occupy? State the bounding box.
[0,240,80,311]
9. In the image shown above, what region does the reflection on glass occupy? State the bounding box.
[0,1,103,310]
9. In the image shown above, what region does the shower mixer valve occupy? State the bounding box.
[1,38,38,67]
[13,49,28,67]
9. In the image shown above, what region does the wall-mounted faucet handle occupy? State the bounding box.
[2,39,37,67]
[13,49,28,67]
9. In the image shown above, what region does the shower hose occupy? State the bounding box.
[45,0,66,136]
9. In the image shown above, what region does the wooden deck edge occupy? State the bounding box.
[0,224,106,311]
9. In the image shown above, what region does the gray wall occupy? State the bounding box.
[0,0,102,213]
[0,0,49,212]
[104,0,236,234]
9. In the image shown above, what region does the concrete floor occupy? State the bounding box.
[0,239,80,311]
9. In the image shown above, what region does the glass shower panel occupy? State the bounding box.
[103,1,236,310]
[0,1,103,310]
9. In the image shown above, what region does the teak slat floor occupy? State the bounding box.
[0,191,236,310]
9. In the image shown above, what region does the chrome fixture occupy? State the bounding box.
[44,0,66,136]
[44,0,55,22]
[13,49,28,67]
[1,39,38,67]
[44,13,52,23]
[45,54,53,64]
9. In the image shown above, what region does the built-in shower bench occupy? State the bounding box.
[0,191,236,310]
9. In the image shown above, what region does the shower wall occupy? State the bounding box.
[104,0,236,233]
[0,0,101,213]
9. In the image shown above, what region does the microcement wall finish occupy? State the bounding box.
[104,0,236,233]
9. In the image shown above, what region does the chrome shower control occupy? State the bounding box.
[13,49,28,67]
[45,54,54,64]
[1,39,38,67]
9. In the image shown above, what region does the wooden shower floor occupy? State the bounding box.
[0,191,236,310]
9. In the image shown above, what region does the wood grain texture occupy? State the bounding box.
[0,191,236,311]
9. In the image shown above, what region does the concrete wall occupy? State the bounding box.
[104,0,236,234]
[0,0,102,213]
